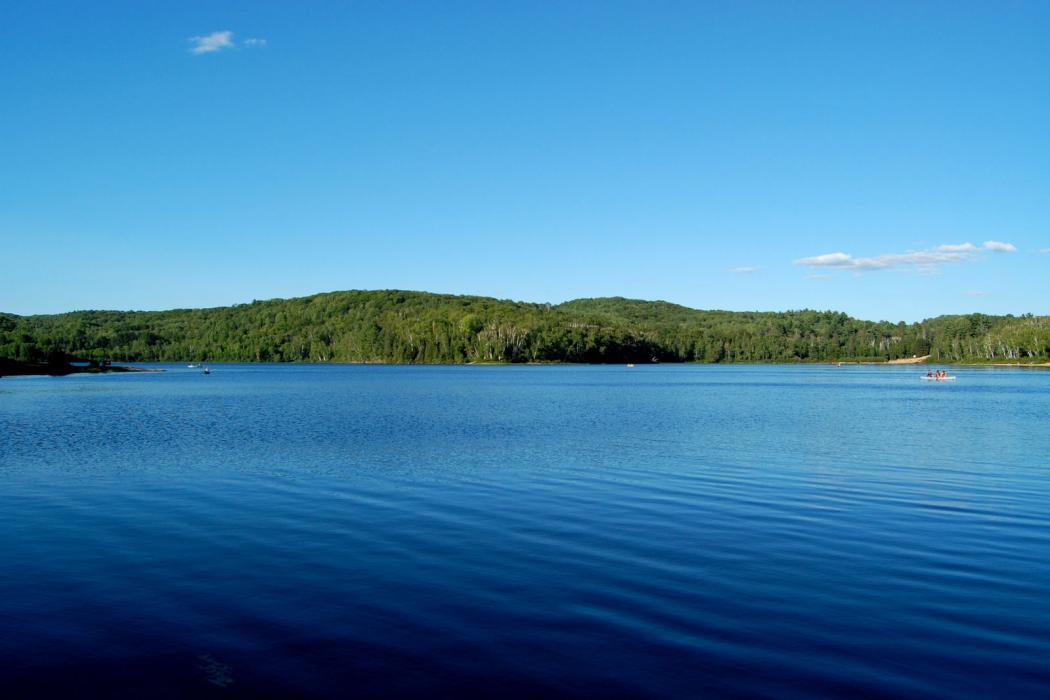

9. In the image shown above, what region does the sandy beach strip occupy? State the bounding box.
[887,355,931,365]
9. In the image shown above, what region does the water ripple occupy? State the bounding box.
[2,364,1049,697]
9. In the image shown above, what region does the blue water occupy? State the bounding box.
[2,364,1049,698]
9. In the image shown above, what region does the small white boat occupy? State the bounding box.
[922,375,956,381]
[187,363,200,368]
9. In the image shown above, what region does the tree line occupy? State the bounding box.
[1,290,1046,364]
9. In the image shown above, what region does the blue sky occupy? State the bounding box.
[1,1,1046,321]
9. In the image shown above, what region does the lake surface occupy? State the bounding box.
[2,364,1049,698]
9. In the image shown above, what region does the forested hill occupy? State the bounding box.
[1,290,1047,364]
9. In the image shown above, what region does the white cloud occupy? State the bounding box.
[937,243,978,253]
[795,252,854,268]
[188,31,266,55]
[193,30,236,54]
[728,266,760,274]
[794,240,1016,273]
[1040,248,1050,254]
[189,30,234,55]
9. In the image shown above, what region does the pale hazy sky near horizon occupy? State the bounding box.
[1,1,1047,322]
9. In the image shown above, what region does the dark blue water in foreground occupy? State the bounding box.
[2,364,1049,698]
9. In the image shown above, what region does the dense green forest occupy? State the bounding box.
[1,290,1047,364]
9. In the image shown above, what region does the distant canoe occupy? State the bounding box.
[922,375,956,381]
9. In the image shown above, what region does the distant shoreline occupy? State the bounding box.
[5,357,1049,376]
[0,359,162,378]
[886,355,931,365]
[3,290,1047,366]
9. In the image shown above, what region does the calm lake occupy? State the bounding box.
[2,364,1049,698]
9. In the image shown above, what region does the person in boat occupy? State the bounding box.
[927,370,934,378]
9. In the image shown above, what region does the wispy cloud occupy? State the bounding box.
[189,30,234,55]
[1040,247,1050,254]
[794,240,1016,273]
[727,266,760,274]
[965,290,991,297]
[936,243,978,253]
[188,31,267,55]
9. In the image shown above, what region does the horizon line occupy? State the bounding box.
[3,287,1042,325]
